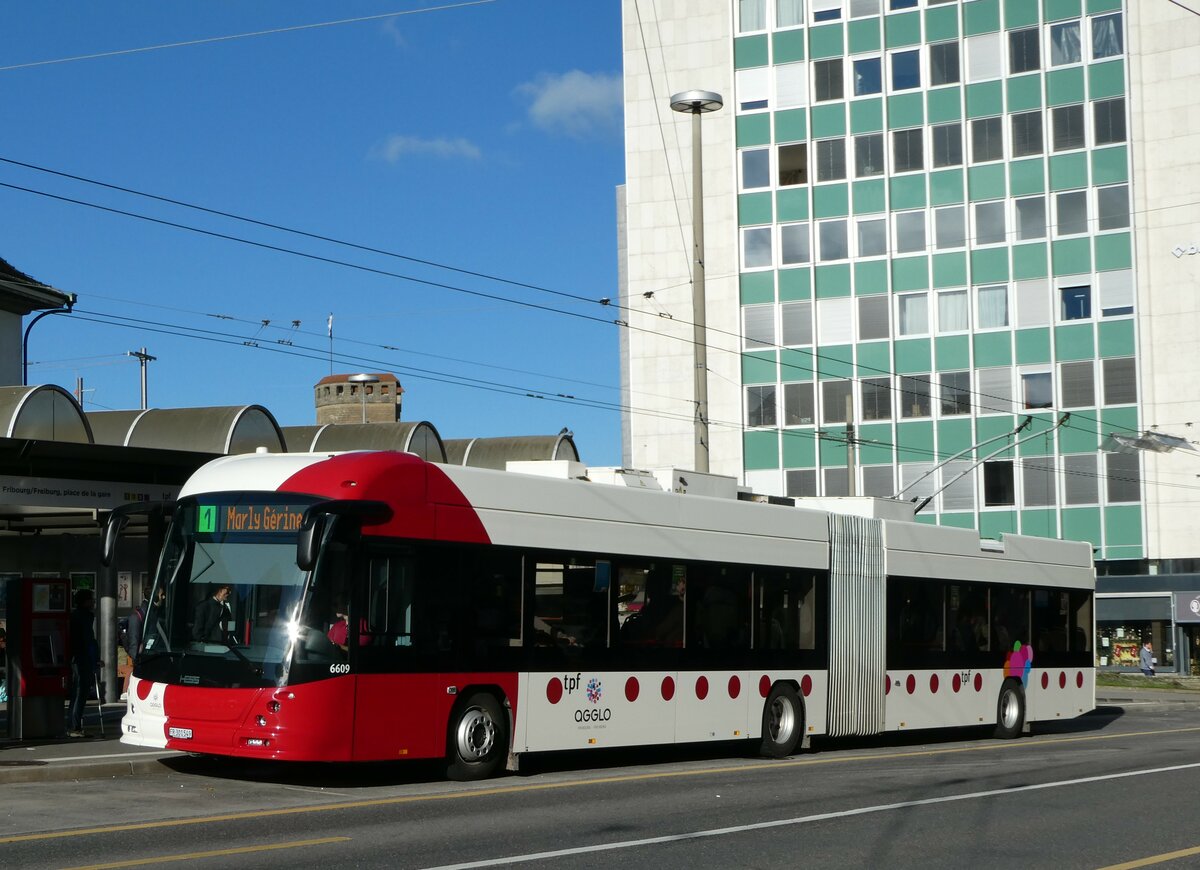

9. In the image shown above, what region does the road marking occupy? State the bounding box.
[2,724,1198,845]
[62,837,350,869]
[420,762,1200,870]
[1098,844,1200,869]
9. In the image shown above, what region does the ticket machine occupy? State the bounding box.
[4,577,71,739]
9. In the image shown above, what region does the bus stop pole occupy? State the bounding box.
[98,551,119,704]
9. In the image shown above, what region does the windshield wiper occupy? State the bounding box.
[218,639,263,677]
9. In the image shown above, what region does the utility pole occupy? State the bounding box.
[127,346,156,410]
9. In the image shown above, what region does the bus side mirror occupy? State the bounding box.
[296,500,391,572]
[101,513,130,567]
[296,514,325,572]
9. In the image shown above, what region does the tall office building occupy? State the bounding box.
[620,0,1200,567]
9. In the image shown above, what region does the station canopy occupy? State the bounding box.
[87,406,286,454]
[443,431,579,469]
[282,421,446,462]
[0,385,93,443]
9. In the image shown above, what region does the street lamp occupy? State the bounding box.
[22,294,76,386]
[348,373,379,423]
[669,89,723,474]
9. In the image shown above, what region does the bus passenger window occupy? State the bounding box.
[888,578,946,653]
[688,566,750,649]
[990,586,1030,652]
[617,563,683,648]
[1069,590,1092,653]
[365,555,415,648]
[533,558,609,649]
[948,583,988,652]
[755,571,816,651]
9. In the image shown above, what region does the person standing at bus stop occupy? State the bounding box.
[1140,640,1155,677]
[68,589,101,738]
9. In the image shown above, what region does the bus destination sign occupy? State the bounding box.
[197,504,306,535]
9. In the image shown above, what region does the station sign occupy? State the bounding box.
[0,474,179,511]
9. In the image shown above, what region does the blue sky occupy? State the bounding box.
[1,1,626,465]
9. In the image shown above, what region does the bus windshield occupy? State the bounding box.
[136,495,321,689]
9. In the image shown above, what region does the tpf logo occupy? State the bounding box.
[1190,596,1200,617]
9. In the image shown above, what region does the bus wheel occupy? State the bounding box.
[759,683,804,758]
[447,692,507,781]
[994,680,1026,739]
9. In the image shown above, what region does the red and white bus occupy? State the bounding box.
[111,450,1094,779]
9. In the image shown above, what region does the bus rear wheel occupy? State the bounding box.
[447,692,507,781]
[759,683,804,758]
[994,680,1026,739]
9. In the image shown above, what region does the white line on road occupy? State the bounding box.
[422,761,1200,870]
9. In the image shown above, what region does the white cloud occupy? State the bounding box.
[372,135,482,163]
[515,70,623,138]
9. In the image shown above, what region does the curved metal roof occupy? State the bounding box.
[0,384,93,443]
[443,431,580,470]
[87,406,285,454]
[281,421,447,462]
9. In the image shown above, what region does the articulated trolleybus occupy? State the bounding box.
[109,450,1094,780]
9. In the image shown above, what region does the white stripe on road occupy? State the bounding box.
[422,761,1200,870]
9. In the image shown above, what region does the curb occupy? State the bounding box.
[0,752,181,785]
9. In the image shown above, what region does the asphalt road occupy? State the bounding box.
[2,707,1199,870]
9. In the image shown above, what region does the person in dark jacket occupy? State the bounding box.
[192,583,232,643]
[68,589,100,737]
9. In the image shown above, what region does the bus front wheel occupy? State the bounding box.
[759,683,804,758]
[994,680,1026,739]
[447,692,507,781]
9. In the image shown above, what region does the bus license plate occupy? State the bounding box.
[168,727,193,740]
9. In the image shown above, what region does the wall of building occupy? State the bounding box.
[0,310,20,386]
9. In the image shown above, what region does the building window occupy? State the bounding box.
[812,0,843,21]
[819,219,849,261]
[1009,27,1041,74]
[941,371,972,416]
[1099,269,1134,316]
[931,122,963,167]
[743,304,775,350]
[741,149,770,190]
[1064,454,1099,505]
[1016,278,1051,327]
[816,138,847,181]
[1022,371,1053,409]
[1103,357,1137,405]
[891,49,921,91]
[1092,12,1123,60]
[977,367,1014,414]
[853,57,882,96]
[776,62,808,108]
[895,210,926,254]
[747,385,777,428]
[899,375,932,418]
[977,284,1009,329]
[937,288,969,332]
[817,297,853,344]
[1059,360,1095,408]
[862,377,892,421]
[814,59,844,102]
[1053,104,1086,151]
[1105,451,1140,503]
[930,41,960,86]
[850,0,880,17]
[862,466,894,498]
[737,67,770,112]
[784,382,815,426]
[780,222,812,265]
[858,295,890,340]
[1060,285,1091,320]
[1056,190,1088,236]
[786,469,817,498]
[777,0,804,27]
[742,226,773,269]
[1050,20,1082,66]
[934,205,966,250]
[974,201,1007,246]
[857,217,887,258]
[738,0,766,32]
[822,380,853,424]
[983,461,1015,507]
[855,133,885,177]
[966,32,1001,82]
[1097,184,1130,231]
[897,291,929,336]
[781,300,813,346]
[1022,458,1056,507]
[941,461,975,511]
[971,117,1004,163]
[1011,111,1044,157]
[893,128,924,173]
[1015,196,1047,240]
[778,143,808,186]
[1094,98,1126,146]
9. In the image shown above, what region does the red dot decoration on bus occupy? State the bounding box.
[136,679,153,701]
[661,676,675,701]
[696,675,710,700]
[759,675,771,698]
[973,673,983,692]
[1041,672,1050,690]
[929,674,939,694]
[728,676,741,699]
[546,677,563,705]
[1059,671,1067,689]
[801,674,813,697]
[885,674,891,695]
[1076,671,1084,689]
[906,674,916,695]
[952,673,962,693]
[625,677,640,703]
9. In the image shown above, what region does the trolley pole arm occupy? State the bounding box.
[895,415,1032,500]
[914,413,1070,514]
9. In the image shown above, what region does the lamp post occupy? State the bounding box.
[127,347,156,410]
[348,373,380,423]
[669,89,723,474]
[21,294,76,386]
